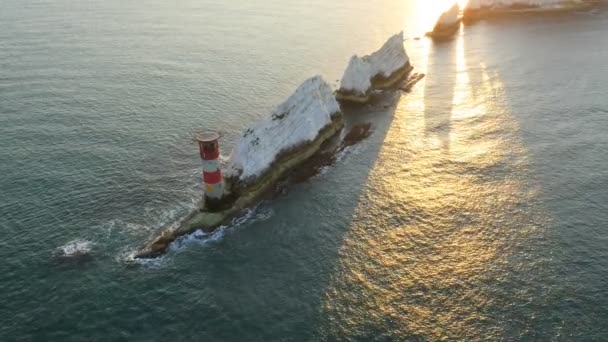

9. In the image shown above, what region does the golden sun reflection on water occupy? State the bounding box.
[319,33,549,340]
[406,0,469,35]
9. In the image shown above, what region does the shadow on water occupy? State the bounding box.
[309,38,467,341]
[309,25,568,339]
[147,91,407,341]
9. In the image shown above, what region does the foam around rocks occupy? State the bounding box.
[56,239,94,258]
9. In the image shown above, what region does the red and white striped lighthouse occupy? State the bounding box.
[196,131,224,205]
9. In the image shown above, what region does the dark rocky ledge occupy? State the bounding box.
[134,114,345,259]
[336,63,414,104]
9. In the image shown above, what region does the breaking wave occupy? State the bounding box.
[169,205,275,253]
[55,239,94,258]
[123,205,275,267]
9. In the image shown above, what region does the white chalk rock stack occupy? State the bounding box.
[336,32,411,103]
[226,76,341,186]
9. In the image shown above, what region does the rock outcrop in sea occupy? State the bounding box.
[427,3,461,39]
[464,0,594,21]
[225,76,342,192]
[135,76,343,258]
[134,31,429,259]
[336,32,412,104]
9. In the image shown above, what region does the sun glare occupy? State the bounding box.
[408,0,469,34]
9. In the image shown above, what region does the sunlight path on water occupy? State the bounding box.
[405,0,467,36]
[317,34,554,340]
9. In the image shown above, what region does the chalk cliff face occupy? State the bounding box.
[337,32,410,101]
[225,76,341,187]
[340,56,373,98]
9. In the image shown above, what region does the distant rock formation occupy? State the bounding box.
[467,0,568,9]
[427,3,461,40]
[336,32,412,104]
[464,0,593,21]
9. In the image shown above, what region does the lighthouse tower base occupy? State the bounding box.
[202,186,237,212]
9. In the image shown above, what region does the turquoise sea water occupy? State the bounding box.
[2,0,608,340]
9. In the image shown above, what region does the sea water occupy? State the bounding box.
[1,0,608,340]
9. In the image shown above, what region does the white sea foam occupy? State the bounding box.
[170,226,227,252]
[124,205,276,267]
[337,144,362,163]
[307,143,364,182]
[254,207,274,222]
[56,239,94,258]
[173,206,276,251]
[121,248,165,268]
[314,165,332,178]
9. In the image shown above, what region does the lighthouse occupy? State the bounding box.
[196,131,224,209]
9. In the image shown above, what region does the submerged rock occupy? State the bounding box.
[336,32,412,104]
[342,123,373,148]
[54,240,94,264]
[400,73,426,93]
[287,122,374,184]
